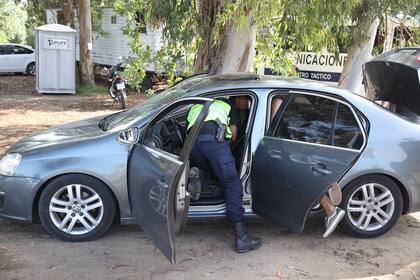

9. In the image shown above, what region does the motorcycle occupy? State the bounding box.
[106,62,127,109]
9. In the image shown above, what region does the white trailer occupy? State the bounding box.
[46,8,162,69]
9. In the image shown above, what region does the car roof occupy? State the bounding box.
[177,72,370,105]
[0,43,33,49]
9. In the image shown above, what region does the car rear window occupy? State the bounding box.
[12,46,33,54]
[333,104,363,149]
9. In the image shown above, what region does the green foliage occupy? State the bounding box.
[114,0,361,80]
[0,0,28,44]
[115,0,418,82]
[25,1,46,47]
[114,0,198,85]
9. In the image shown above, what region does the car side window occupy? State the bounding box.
[12,46,33,54]
[333,104,363,150]
[274,94,335,145]
[143,104,195,156]
[1,46,12,55]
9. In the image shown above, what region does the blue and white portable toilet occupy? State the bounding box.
[35,24,76,94]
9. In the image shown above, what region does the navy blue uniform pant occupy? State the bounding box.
[190,132,245,224]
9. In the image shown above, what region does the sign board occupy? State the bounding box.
[257,51,348,84]
[44,38,69,50]
[296,52,348,83]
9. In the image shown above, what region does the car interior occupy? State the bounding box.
[375,100,420,123]
[143,94,255,206]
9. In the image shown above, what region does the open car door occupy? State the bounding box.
[251,92,365,233]
[127,97,213,264]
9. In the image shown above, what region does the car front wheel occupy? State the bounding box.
[39,174,116,241]
[340,174,403,238]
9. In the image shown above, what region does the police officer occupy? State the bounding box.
[187,98,261,253]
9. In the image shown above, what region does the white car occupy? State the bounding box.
[0,43,35,75]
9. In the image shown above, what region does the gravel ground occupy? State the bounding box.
[1,75,420,280]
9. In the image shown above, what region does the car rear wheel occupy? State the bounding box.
[39,174,116,241]
[26,62,35,75]
[340,175,403,238]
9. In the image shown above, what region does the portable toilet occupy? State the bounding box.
[35,24,76,94]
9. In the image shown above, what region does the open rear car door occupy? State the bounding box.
[127,97,213,264]
[251,92,365,233]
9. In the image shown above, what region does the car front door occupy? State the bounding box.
[127,97,213,264]
[251,91,365,233]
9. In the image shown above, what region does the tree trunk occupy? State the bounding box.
[78,0,95,86]
[194,0,256,75]
[61,0,73,26]
[338,17,379,95]
[383,15,396,53]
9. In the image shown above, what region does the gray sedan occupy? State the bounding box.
[0,67,419,263]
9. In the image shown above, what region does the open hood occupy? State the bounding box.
[363,47,420,115]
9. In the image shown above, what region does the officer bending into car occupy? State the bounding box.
[186,97,262,253]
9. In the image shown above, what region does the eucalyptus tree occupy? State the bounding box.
[115,0,358,84]
[116,0,418,89]
[339,0,419,94]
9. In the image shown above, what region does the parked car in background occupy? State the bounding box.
[0,43,35,75]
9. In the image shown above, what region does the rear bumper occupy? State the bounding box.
[0,175,39,223]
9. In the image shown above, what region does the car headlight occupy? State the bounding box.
[0,153,22,176]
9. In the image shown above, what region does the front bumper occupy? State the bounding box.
[0,174,40,223]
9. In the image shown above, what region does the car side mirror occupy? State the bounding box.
[118,127,140,144]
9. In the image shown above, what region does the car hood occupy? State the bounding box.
[363,47,420,114]
[7,115,107,154]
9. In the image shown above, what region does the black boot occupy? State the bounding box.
[233,222,262,253]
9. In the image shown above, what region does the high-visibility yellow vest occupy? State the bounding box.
[187,100,232,139]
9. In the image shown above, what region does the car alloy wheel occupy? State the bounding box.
[340,174,402,238]
[346,183,395,231]
[49,184,104,235]
[39,174,116,241]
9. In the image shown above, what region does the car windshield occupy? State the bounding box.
[98,86,189,131]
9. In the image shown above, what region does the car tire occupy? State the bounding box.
[26,62,35,76]
[39,174,116,242]
[340,174,403,238]
[118,90,127,109]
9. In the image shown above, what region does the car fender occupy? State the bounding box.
[14,135,133,224]
[24,58,35,71]
[31,167,129,222]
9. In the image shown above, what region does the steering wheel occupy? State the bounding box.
[170,118,185,145]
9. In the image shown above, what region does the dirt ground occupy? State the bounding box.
[1,76,420,280]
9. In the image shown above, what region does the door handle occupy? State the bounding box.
[311,165,331,175]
